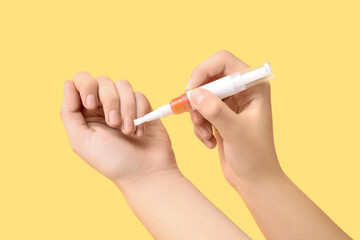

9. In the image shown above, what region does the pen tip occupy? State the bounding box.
[134,117,146,126]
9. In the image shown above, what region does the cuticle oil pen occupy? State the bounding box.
[134,62,273,126]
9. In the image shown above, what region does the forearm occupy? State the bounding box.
[235,171,351,240]
[118,169,250,240]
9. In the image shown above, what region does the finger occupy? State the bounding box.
[190,88,238,140]
[193,125,217,149]
[115,80,136,135]
[134,91,151,137]
[213,129,226,166]
[72,72,99,110]
[96,76,121,127]
[60,81,91,151]
[191,110,215,144]
[191,98,238,126]
[194,121,213,140]
[190,110,206,126]
[185,50,249,91]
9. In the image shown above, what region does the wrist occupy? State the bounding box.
[233,168,289,195]
[114,167,184,196]
[226,153,286,193]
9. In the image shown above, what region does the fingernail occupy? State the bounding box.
[109,110,120,126]
[185,78,192,90]
[199,125,209,139]
[86,95,96,109]
[190,89,205,108]
[124,117,133,134]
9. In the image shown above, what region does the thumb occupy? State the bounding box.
[190,89,238,138]
[60,81,90,147]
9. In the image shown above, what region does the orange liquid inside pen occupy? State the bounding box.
[170,93,192,114]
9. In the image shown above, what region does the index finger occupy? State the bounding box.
[185,50,250,91]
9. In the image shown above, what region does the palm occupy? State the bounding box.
[78,107,175,182]
[215,83,274,183]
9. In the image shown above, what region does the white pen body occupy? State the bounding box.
[186,62,272,109]
[134,62,273,126]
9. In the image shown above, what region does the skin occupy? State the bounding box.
[186,50,352,240]
[61,50,351,239]
[60,73,250,240]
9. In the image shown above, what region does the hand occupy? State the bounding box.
[60,72,176,188]
[60,72,252,240]
[186,50,283,187]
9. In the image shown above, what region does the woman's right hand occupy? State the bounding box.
[186,50,283,188]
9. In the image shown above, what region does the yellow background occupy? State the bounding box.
[1,0,359,239]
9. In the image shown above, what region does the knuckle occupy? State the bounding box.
[134,90,148,102]
[263,80,271,91]
[122,101,135,113]
[216,50,232,58]
[202,128,212,139]
[191,65,207,79]
[96,75,111,83]
[80,85,97,96]
[73,72,97,94]
[191,111,203,125]
[134,92,150,109]
[254,81,271,98]
[193,125,201,138]
[134,91,145,99]
[206,102,223,120]
[215,50,239,62]
[73,71,90,80]
[116,79,131,88]
[103,96,119,106]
